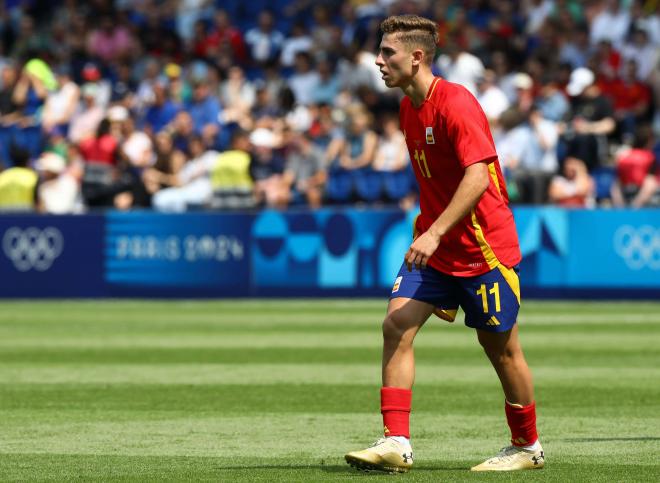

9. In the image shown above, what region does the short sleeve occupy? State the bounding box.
[445,91,498,168]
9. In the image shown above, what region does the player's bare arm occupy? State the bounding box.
[406,162,489,271]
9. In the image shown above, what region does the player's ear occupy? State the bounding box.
[411,48,424,66]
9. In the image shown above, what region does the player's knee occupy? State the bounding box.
[382,313,406,343]
[480,342,518,366]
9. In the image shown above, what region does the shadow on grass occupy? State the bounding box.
[321,465,468,474]
[211,464,467,473]
[563,436,660,442]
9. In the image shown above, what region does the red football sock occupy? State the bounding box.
[505,400,538,447]
[381,387,412,438]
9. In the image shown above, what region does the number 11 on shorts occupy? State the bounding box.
[476,282,500,313]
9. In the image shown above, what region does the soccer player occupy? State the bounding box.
[344,15,544,473]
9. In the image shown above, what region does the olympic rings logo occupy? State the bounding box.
[613,225,660,271]
[2,227,64,272]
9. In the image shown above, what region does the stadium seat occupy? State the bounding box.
[0,127,11,167]
[354,168,383,202]
[325,168,353,204]
[592,166,616,202]
[382,169,413,201]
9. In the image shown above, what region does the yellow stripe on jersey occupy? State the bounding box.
[488,162,502,197]
[497,264,521,304]
[470,209,500,270]
[427,77,440,99]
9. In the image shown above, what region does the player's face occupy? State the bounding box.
[376,33,415,88]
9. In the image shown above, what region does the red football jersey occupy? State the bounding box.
[400,77,521,276]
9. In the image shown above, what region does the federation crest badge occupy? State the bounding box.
[392,276,403,293]
[425,127,435,144]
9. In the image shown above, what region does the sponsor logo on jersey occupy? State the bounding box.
[425,127,435,144]
[392,276,403,293]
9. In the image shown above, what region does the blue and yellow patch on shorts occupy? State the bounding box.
[390,262,521,333]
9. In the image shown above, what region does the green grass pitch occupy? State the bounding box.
[0,299,659,482]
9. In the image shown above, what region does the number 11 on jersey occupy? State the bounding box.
[413,149,431,178]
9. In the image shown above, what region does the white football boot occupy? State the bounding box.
[471,443,545,471]
[345,437,413,473]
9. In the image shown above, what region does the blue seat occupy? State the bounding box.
[354,168,383,202]
[0,126,12,167]
[382,169,413,201]
[325,168,353,203]
[13,125,44,161]
[592,166,616,201]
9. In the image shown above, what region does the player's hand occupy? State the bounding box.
[406,231,441,272]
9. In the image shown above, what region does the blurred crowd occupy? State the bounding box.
[0,0,659,214]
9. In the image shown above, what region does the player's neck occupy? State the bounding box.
[402,69,436,108]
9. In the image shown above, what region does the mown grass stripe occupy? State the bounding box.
[0,346,657,368]
[2,383,659,416]
[0,363,659,386]
[0,330,657,350]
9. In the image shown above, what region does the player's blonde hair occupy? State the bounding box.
[380,15,439,65]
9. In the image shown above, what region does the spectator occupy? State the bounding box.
[313,57,341,106]
[249,127,288,208]
[41,65,80,134]
[476,69,510,126]
[512,72,535,115]
[186,79,223,148]
[288,51,321,106]
[9,15,49,59]
[335,104,377,171]
[373,115,408,173]
[558,23,590,69]
[110,62,137,105]
[176,0,213,43]
[210,129,256,209]
[78,118,123,208]
[535,73,570,122]
[0,62,19,125]
[251,81,282,126]
[280,21,313,68]
[513,105,560,204]
[207,9,247,64]
[141,80,182,135]
[283,131,327,208]
[603,59,652,142]
[68,83,105,144]
[11,59,52,124]
[562,67,615,171]
[590,0,630,49]
[166,111,196,154]
[338,43,383,95]
[0,143,37,211]
[142,131,185,199]
[548,156,595,207]
[310,5,338,52]
[436,36,485,95]
[152,135,218,213]
[244,9,285,65]
[35,152,82,214]
[620,27,658,82]
[219,66,256,127]
[86,14,134,63]
[611,125,659,208]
